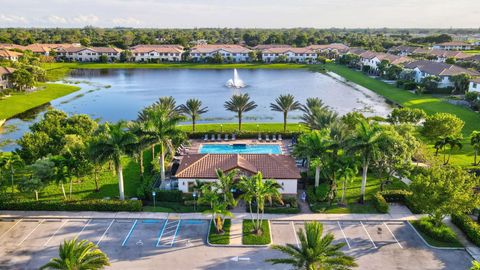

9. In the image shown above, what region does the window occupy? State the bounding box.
[474,83,478,88]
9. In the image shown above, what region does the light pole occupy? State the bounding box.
[152,191,156,209]
[220,124,223,133]
[256,124,259,133]
[298,124,301,132]
[193,191,197,212]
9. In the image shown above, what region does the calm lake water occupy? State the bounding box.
[0,68,392,151]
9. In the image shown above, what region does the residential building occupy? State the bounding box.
[387,46,430,56]
[56,46,122,62]
[261,47,317,63]
[92,47,123,61]
[0,67,16,90]
[0,49,22,61]
[432,42,473,51]
[358,51,411,71]
[470,78,480,92]
[403,60,480,88]
[26,43,81,56]
[306,43,350,57]
[190,44,251,62]
[174,154,301,194]
[426,50,470,62]
[252,44,292,50]
[131,45,184,62]
[387,46,469,62]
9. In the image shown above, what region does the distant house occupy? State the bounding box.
[130,45,184,62]
[0,49,22,61]
[92,47,123,62]
[306,43,350,57]
[403,60,480,88]
[190,44,251,62]
[56,46,122,62]
[427,50,470,62]
[174,154,301,194]
[0,67,16,90]
[432,42,473,51]
[470,78,480,93]
[252,44,292,50]
[387,46,430,56]
[26,43,81,56]
[387,46,469,62]
[261,47,317,63]
[358,51,411,71]
[462,54,480,64]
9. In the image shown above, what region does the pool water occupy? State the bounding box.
[199,144,282,154]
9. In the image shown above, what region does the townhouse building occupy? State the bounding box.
[131,45,184,62]
[0,49,22,61]
[56,46,122,62]
[358,51,411,71]
[261,47,317,63]
[190,44,251,62]
[433,42,473,51]
[470,78,480,92]
[0,67,16,90]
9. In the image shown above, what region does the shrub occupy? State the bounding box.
[154,190,183,202]
[373,192,389,213]
[208,219,231,245]
[380,189,412,202]
[403,81,417,90]
[452,213,480,246]
[0,199,142,212]
[413,217,457,243]
[466,92,480,102]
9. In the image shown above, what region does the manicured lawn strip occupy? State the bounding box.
[0,83,80,119]
[179,123,307,133]
[242,219,271,245]
[316,63,480,167]
[410,221,464,248]
[310,176,408,214]
[208,219,231,245]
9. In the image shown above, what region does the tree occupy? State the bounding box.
[178,98,208,132]
[11,68,35,91]
[451,73,471,94]
[434,136,463,165]
[270,94,302,132]
[409,166,480,226]
[471,131,480,166]
[200,185,233,234]
[422,113,464,141]
[89,122,137,200]
[266,221,357,270]
[40,238,110,270]
[0,153,23,194]
[238,172,282,235]
[471,261,480,270]
[224,93,257,131]
[300,98,338,130]
[420,75,440,91]
[23,158,55,200]
[387,107,426,125]
[98,55,108,63]
[346,119,383,204]
[211,169,238,207]
[120,50,132,62]
[337,159,358,205]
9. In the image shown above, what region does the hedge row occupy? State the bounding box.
[372,189,414,213]
[187,131,302,139]
[452,213,480,246]
[0,199,143,212]
[413,217,458,243]
[373,192,389,213]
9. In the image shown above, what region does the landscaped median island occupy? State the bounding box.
[410,218,463,248]
[242,219,271,245]
[208,219,231,245]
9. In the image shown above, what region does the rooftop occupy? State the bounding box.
[404,60,480,76]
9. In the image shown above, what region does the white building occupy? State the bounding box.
[131,45,183,62]
[470,78,480,93]
[56,46,122,62]
[0,49,22,61]
[433,42,473,51]
[358,51,411,71]
[190,44,251,62]
[403,60,480,88]
[261,47,317,63]
[306,43,350,58]
[174,154,301,195]
[0,67,16,90]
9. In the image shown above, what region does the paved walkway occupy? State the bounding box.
[229,219,243,245]
[445,217,480,261]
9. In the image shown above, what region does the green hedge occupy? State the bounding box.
[372,189,422,214]
[452,213,480,246]
[0,199,143,212]
[186,131,302,139]
[154,190,183,202]
[413,217,458,243]
[208,219,231,245]
[380,189,412,202]
[243,219,271,245]
[373,192,389,213]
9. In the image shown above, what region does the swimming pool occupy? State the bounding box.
[199,144,282,154]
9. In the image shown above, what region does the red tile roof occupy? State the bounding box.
[0,49,22,58]
[191,44,251,54]
[0,66,16,75]
[175,154,301,179]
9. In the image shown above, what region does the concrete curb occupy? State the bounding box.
[407,221,466,251]
[206,219,272,248]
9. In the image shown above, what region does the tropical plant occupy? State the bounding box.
[200,184,233,234]
[178,98,208,132]
[270,94,301,132]
[471,131,480,166]
[224,93,257,131]
[238,172,282,235]
[266,221,357,270]
[0,153,24,194]
[40,238,110,270]
[337,159,358,205]
[471,260,480,270]
[211,169,238,207]
[434,136,463,165]
[422,112,464,141]
[127,121,153,177]
[89,121,137,200]
[300,98,338,130]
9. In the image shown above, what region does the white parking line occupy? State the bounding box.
[18,219,45,246]
[337,221,351,249]
[121,219,138,247]
[44,219,69,247]
[384,222,403,249]
[291,221,300,248]
[0,219,23,241]
[170,220,182,247]
[360,221,377,249]
[96,219,115,246]
[75,219,91,239]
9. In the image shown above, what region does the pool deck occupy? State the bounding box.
[184,139,293,155]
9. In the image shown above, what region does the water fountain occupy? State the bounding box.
[226,68,246,88]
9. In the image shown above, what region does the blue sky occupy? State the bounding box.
[1,0,479,28]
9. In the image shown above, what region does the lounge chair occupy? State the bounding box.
[265,134,270,142]
[278,134,283,141]
[232,134,236,141]
[211,134,215,141]
[272,135,277,142]
[217,134,222,141]
[225,134,229,141]
[203,134,208,141]
[258,133,262,141]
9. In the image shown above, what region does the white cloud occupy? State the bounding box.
[0,14,28,24]
[47,15,67,24]
[112,17,142,26]
[72,14,99,24]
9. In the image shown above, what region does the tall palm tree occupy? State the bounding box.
[337,160,358,205]
[40,238,110,270]
[178,98,208,132]
[435,136,462,165]
[224,93,257,131]
[266,222,357,270]
[142,107,186,181]
[270,94,302,132]
[128,121,153,178]
[0,153,23,194]
[300,97,333,129]
[212,169,238,207]
[89,121,137,200]
[151,96,180,116]
[238,172,282,234]
[346,119,383,204]
[471,131,480,166]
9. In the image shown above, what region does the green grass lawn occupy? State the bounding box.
[242,219,271,245]
[0,83,80,120]
[208,219,231,245]
[316,63,480,167]
[410,221,464,248]
[464,50,480,55]
[178,122,307,133]
[310,176,408,214]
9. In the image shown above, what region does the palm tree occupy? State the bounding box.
[141,107,186,181]
[200,184,234,233]
[238,172,282,234]
[89,121,137,200]
[471,131,480,166]
[346,119,383,204]
[151,96,180,116]
[270,94,302,132]
[337,160,358,205]
[178,98,208,132]
[434,136,462,165]
[0,153,23,194]
[212,169,238,207]
[40,238,110,270]
[224,93,257,131]
[300,97,336,130]
[266,222,357,270]
[128,121,153,178]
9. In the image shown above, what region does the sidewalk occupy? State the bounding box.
[445,217,480,261]
[229,219,243,245]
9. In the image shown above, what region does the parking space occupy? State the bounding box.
[174,219,208,248]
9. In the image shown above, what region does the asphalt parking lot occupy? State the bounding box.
[0,218,473,270]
